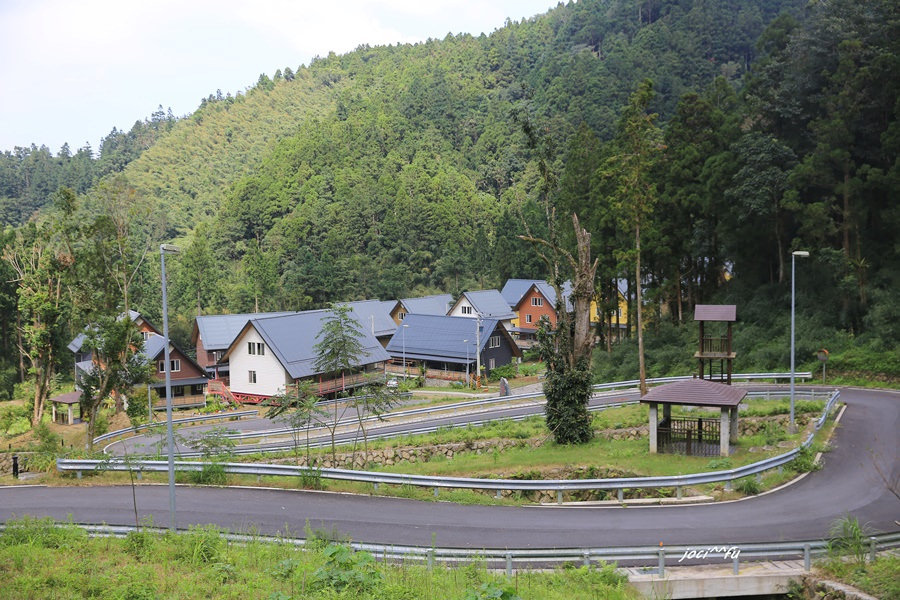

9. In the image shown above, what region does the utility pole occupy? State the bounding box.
[475,314,482,389]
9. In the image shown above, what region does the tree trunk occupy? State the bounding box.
[570,214,599,366]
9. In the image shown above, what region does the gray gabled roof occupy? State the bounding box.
[68,310,144,353]
[501,279,575,312]
[399,294,453,316]
[341,300,397,337]
[501,279,545,308]
[194,312,297,351]
[235,309,390,380]
[458,290,516,320]
[385,314,519,363]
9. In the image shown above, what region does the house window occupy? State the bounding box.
[531,297,543,307]
[192,384,205,396]
[141,331,152,340]
[488,335,500,349]
[171,385,185,397]
[248,342,265,355]
[157,359,181,373]
[248,370,257,384]
[398,311,406,320]
[461,305,473,315]
[525,314,533,324]
[488,358,496,370]
[213,350,224,362]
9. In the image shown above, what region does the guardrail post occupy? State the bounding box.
[373,482,378,491]
[658,548,665,576]
[724,480,732,492]
[557,491,563,504]
[506,553,512,576]
[433,487,439,498]
[77,470,82,480]
[427,549,434,570]
[869,537,877,563]
[676,486,682,500]
[803,544,811,571]
[617,489,624,503]
[732,554,739,575]
[495,490,502,499]
[583,551,590,568]
[136,469,142,481]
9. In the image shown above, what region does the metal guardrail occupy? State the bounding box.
[2,523,896,575]
[220,373,817,444]
[59,390,841,500]
[93,410,258,445]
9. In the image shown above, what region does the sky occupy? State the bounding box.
[0,0,560,155]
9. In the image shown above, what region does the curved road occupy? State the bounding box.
[2,387,897,549]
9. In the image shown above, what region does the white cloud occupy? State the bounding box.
[0,0,558,151]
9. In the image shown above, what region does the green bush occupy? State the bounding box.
[735,476,761,495]
[5,416,30,437]
[790,445,821,472]
[311,544,382,592]
[190,463,227,486]
[173,526,226,566]
[488,363,518,381]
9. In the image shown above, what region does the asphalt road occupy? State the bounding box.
[1,387,897,549]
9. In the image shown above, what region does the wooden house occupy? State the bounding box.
[221,309,391,402]
[388,294,453,325]
[385,314,521,382]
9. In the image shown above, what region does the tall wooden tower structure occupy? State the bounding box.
[694,304,736,384]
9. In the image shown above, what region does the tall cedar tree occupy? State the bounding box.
[598,80,664,396]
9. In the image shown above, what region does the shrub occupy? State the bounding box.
[735,477,761,495]
[487,363,518,381]
[311,544,382,592]
[5,415,31,437]
[791,445,821,472]
[174,525,226,566]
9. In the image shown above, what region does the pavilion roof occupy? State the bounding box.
[640,379,746,408]
[694,304,736,322]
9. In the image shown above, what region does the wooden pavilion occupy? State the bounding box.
[641,379,746,457]
[49,391,82,425]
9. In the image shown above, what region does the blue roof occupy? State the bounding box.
[195,311,297,351]
[400,294,453,316]
[459,290,516,320]
[341,300,397,337]
[385,314,512,363]
[245,309,390,380]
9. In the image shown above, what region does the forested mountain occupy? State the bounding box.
[2,0,898,400]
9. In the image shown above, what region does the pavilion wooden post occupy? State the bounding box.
[719,408,731,457]
[649,403,658,453]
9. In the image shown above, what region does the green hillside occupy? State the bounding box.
[2,0,898,401]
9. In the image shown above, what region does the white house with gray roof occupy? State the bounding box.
[222,309,390,401]
[447,290,516,331]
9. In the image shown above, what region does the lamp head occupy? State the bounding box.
[160,244,181,254]
[792,250,809,258]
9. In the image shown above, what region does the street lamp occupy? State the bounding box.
[402,324,409,379]
[463,339,470,387]
[790,250,809,432]
[160,243,180,531]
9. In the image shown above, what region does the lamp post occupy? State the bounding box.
[160,243,180,531]
[464,339,470,387]
[402,324,409,379]
[790,250,809,432]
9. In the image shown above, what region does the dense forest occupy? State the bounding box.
[1,0,898,403]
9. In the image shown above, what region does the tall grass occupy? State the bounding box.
[0,519,639,599]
